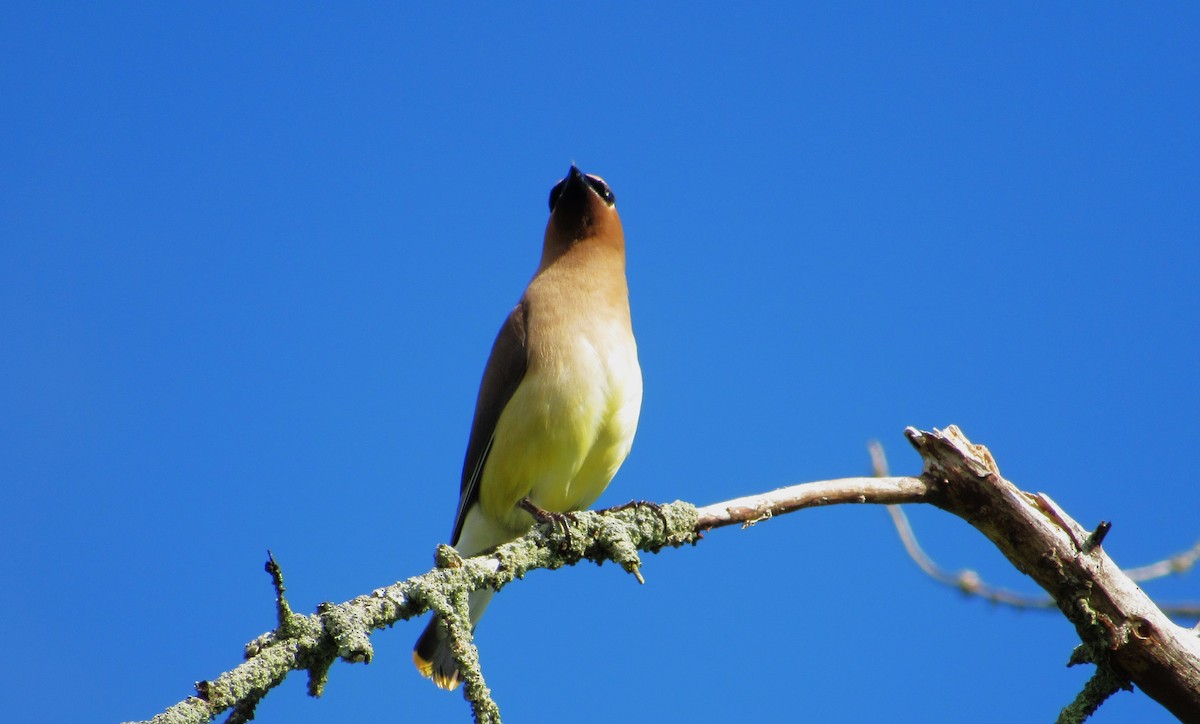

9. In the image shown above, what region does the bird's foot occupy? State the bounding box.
[518,498,575,550]
[606,499,671,532]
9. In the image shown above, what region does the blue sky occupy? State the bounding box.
[3,4,1198,723]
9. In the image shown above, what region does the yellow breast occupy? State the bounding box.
[479,323,642,534]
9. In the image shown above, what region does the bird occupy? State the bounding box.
[412,165,643,690]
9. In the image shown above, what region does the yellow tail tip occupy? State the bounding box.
[412,650,434,678]
[412,650,462,691]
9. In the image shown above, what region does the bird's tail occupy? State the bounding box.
[412,588,495,690]
[413,618,462,690]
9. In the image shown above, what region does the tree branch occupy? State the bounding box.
[693,475,929,530]
[870,442,1200,620]
[125,426,1200,723]
[907,425,1200,721]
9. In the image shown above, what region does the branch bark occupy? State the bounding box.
[125,426,1200,723]
[907,425,1200,721]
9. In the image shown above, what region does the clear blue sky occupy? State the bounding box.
[3,5,1197,723]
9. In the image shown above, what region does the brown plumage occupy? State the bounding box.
[413,165,642,689]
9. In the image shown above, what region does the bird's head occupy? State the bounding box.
[543,165,624,257]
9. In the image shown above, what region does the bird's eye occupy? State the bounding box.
[585,175,615,206]
[548,179,566,211]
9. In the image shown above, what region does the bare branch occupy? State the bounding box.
[693,475,929,530]
[907,425,1200,721]
[1126,539,1200,582]
[870,441,1200,620]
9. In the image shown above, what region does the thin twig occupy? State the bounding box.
[884,503,1056,608]
[868,441,1200,619]
[1125,539,1200,582]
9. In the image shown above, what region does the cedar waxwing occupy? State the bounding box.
[413,165,643,690]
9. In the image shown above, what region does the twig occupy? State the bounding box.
[884,503,1057,609]
[869,441,1200,620]
[1125,539,1200,582]
[693,476,929,530]
[871,440,1057,609]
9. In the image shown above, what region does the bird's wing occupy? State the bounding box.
[449,301,529,544]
